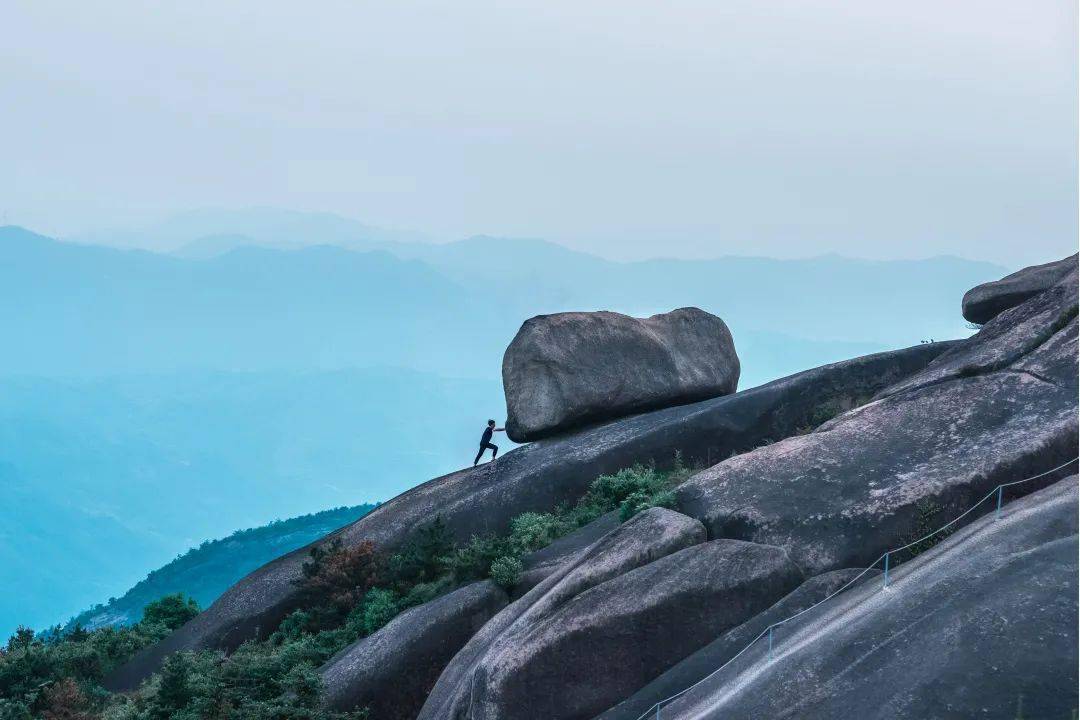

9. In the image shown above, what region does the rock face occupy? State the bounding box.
[105,255,1078,718]
[517,511,621,594]
[467,540,802,720]
[677,259,1078,577]
[962,253,1077,324]
[106,341,946,691]
[662,476,1079,720]
[502,308,740,441]
[594,568,875,720]
[418,507,709,720]
[319,581,506,719]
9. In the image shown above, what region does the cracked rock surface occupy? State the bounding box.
[106,339,946,690]
[678,259,1078,576]
[662,476,1079,720]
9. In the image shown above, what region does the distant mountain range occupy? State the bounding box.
[66,503,376,631]
[0,216,1010,635]
[2,223,1006,383]
[0,367,502,635]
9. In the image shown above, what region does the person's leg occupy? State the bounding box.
[474,445,485,466]
[490,443,498,459]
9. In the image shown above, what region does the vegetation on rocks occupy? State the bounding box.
[0,459,690,719]
[0,595,199,720]
[69,505,378,632]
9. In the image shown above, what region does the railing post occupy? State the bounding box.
[883,553,890,589]
[995,486,1004,520]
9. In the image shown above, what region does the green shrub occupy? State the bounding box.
[1,455,695,720]
[445,534,514,583]
[588,466,662,506]
[399,576,455,611]
[509,512,568,554]
[359,588,400,636]
[156,652,193,713]
[619,489,676,521]
[140,593,200,631]
[489,556,523,590]
[578,465,680,523]
[294,539,381,629]
[386,517,454,588]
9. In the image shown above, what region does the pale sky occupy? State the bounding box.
[3,0,1077,267]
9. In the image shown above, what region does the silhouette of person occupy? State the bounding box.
[474,419,504,465]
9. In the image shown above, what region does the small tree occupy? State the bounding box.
[39,678,93,720]
[155,653,192,716]
[387,517,454,586]
[489,556,522,590]
[141,594,200,630]
[6,627,35,652]
[296,539,382,626]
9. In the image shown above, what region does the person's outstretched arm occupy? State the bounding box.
[495,426,505,432]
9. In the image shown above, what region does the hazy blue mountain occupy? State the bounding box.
[0,226,502,379]
[65,209,1009,353]
[1,225,1005,385]
[70,207,434,253]
[0,368,504,635]
[0,221,1010,635]
[66,503,377,631]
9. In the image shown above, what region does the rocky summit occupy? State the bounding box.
[501,307,740,441]
[106,256,1078,719]
[962,252,1077,325]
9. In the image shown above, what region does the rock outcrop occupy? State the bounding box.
[502,308,740,441]
[962,253,1077,324]
[661,476,1079,720]
[677,259,1078,576]
[418,507,709,720]
[465,540,802,720]
[594,567,874,720]
[107,341,946,691]
[105,255,1079,719]
[517,511,621,594]
[319,581,507,719]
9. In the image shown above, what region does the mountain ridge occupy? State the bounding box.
[65,503,377,632]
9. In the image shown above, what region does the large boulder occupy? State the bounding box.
[465,540,802,720]
[593,568,874,720]
[105,341,947,691]
[502,308,740,441]
[962,253,1077,324]
[319,581,507,719]
[677,262,1078,577]
[661,476,1079,720]
[418,507,708,720]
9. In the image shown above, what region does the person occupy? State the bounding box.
[474,419,504,465]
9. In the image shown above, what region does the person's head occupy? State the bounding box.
[488,419,496,427]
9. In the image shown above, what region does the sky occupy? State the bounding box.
[2,0,1077,267]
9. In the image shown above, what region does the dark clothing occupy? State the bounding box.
[474,441,498,465]
[481,426,495,445]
